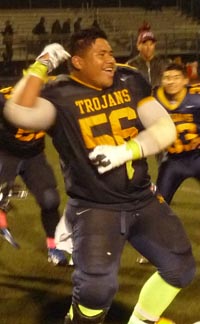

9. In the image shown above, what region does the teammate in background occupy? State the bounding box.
[127,23,170,90]
[154,62,200,204]
[4,28,195,324]
[0,87,67,266]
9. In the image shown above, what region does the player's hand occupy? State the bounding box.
[36,43,71,72]
[89,140,143,174]
[88,143,134,174]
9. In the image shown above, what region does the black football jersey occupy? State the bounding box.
[0,87,45,157]
[154,86,200,155]
[42,65,153,209]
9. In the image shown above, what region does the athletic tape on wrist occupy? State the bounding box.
[126,140,143,180]
[23,61,48,82]
[126,139,143,160]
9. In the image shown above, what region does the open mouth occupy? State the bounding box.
[104,67,115,77]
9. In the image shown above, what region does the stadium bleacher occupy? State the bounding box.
[0,5,199,65]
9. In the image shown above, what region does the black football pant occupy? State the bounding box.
[157,151,200,204]
[66,195,195,309]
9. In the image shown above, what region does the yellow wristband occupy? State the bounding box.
[125,140,143,180]
[126,139,143,160]
[23,61,48,82]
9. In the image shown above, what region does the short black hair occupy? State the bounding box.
[69,27,108,56]
[163,62,187,76]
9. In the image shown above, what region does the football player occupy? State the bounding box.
[154,62,200,204]
[4,28,195,324]
[0,87,67,266]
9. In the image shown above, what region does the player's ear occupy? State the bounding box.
[71,56,83,70]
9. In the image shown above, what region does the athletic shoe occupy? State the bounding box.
[0,228,20,249]
[136,255,149,264]
[155,318,176,324]
[48,248,67,266]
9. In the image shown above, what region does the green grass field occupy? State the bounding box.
[0,136,199,324]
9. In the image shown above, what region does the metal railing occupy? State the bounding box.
[1,31,199,64]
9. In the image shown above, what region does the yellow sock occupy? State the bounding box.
[129,272,180,322]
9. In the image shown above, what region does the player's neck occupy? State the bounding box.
[164,92,177,103]
[164,88,186,103]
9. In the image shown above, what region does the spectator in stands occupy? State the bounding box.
[62,18,71,34]
[127,23,170,89]
[51,19,62,35]
[91,19,100,29]
[32,16,47,51]
[51,19,62,42]
[32,16,47,35]
[73,17,82,32]
[1,20,14,64]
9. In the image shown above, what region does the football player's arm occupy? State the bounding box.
[3,75,56,131]
[135,97,176,156]
[89,97,176,174]
[3,43,70,131]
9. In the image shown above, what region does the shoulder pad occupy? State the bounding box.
[0,86,13,99]
[116,63,138,73]
[115,63,146,82]
[188,83,200,94]
[47,74,70,86]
